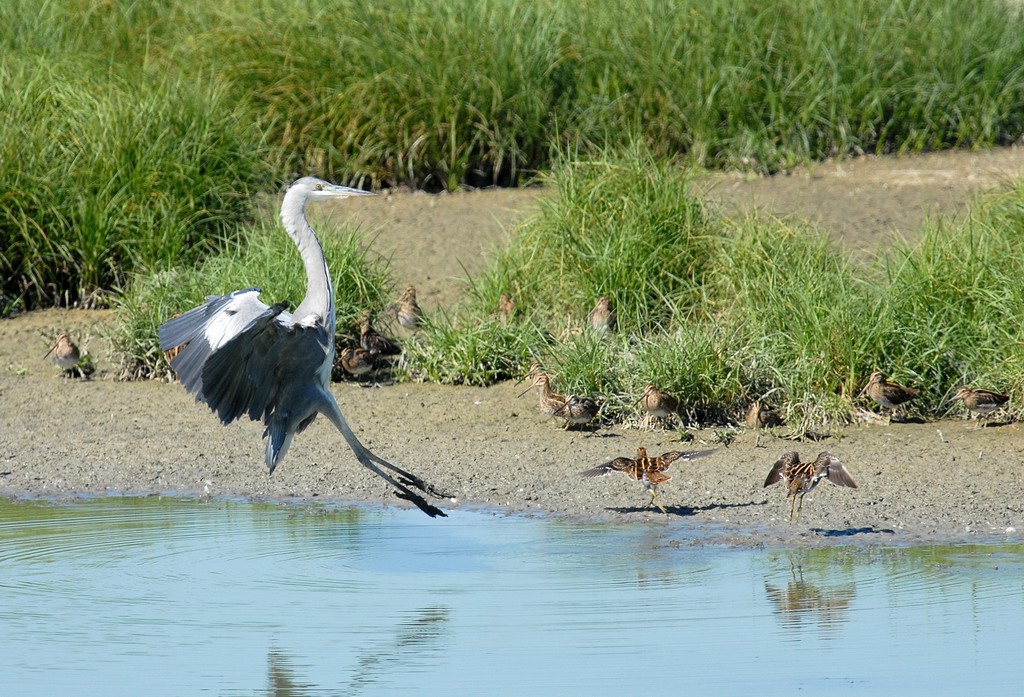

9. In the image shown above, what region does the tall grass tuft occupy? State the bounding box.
[470,150,714,334]
[401,151,1024,427]
[0,58,269,309]
[112,218,392,380]
[879,189,1024,411]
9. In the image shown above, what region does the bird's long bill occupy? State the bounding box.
[516,384,535,398]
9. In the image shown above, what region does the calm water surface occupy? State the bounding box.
[1,497,1022,695]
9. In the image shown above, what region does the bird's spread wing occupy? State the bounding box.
[764,452,797,488]
[161,289,330,426]
[825,463,858,489]
[581,464,614,478]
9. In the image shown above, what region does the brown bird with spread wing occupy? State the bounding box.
[583,446,717,513]
[763,451,858,522]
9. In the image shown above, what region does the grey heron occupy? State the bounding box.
[158,177,448,517]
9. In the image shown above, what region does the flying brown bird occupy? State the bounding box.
[582,446,717,512]
[763,451,858,522]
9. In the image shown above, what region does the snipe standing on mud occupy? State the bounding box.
[518,364,598,430]
[862,370,919,423]
[397,285,423,330]
[745,400,783,430]
[588,296,615,336]
[338,346,376,379]
[582,446,717,513]
[359,309,401,357]
[639,384,678,430]
[763,451,858,522]
[44,332,90,379]
[953,387,1009,428]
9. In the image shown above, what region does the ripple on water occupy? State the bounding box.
[2,497,1023,695]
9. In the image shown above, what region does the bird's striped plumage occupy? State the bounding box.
[583,446,717,512]
[763,451,857,521]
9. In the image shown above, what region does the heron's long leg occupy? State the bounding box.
[319,392,448,518]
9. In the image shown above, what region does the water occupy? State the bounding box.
[1,497,1022,695]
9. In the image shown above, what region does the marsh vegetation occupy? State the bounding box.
[4,0,1024,427]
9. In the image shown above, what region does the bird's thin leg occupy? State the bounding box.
[651,488,667,514]
[788,495,797,522]
[319,393,448,517]
[795,493,805,522]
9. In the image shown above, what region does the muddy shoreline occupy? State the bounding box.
[4,150,1024,546]
[3,308,1022,548]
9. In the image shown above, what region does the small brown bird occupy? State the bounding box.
[954,387,1009,428]
[338,346,376,378]
[518,366,599,430]
[745,400,783,430]
[639,384,678,430]
[397,285,423,330]
[582,446,717,512]
[44,332,86,378]
[497,293,515,324]
[359,309,401,356]
[518,368,567,416]
[562,394,600,428]
[763,451,858,522]
[588,296,615,336]
[862,370,919,423]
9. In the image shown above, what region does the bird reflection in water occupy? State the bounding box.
[764,558,856,632]
[262,607,450,695]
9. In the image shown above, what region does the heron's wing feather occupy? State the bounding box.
[200,302,293,424]
[159,289,263,350]
[161,289,270,395]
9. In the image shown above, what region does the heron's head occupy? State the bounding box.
[291,176,375,201]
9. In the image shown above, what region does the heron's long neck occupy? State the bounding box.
[281,191,334,335]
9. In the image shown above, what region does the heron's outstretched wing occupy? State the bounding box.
[160,289,320,426]
[160,289,273,398]
[199,302,321,426]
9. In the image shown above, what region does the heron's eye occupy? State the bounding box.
[315,183,323,190]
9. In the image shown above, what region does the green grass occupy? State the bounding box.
[7,0,1024,308]
[0,57,269,310]
[398,150,1024,428]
